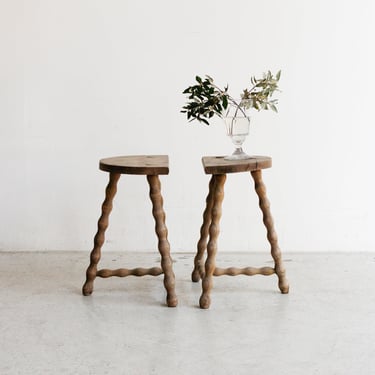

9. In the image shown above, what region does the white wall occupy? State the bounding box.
[1,0,375,252]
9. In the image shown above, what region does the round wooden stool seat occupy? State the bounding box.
[99,155,169,175]
[201,155,271,174]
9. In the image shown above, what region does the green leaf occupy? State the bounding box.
[222,95,228,109]
[270,104,278,112]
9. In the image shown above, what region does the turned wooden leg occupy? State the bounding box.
[199,174,226,309]
[82,172,120,296]
[251,170,289,294]
[147,175,178,307]
[192,175,216,282]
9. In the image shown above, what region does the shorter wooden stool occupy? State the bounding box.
[82,155,178,307]
[192,156,289,309]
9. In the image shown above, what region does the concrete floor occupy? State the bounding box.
[1,251,375,375]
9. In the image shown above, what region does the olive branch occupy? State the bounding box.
[181,70,281,125]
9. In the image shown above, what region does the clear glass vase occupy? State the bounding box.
[223,115,251,160]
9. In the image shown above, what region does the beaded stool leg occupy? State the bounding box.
[251,170,289,294]
[147,175,178,307]
[192,175,216,282]
[199,174,226,309]
[82,172,120,296]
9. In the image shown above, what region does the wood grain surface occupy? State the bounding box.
[99,155,169,175]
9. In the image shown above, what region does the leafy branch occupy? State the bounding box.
[181,70,281,125]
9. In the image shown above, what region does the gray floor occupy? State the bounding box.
[1,251,375,375]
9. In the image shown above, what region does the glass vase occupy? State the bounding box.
[223,115,251,160]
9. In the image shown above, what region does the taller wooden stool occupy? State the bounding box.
[192,156,289,309]
[82,155,178,307]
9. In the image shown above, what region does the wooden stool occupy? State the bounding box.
[82,155,178,307]
[192,156,289,309]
